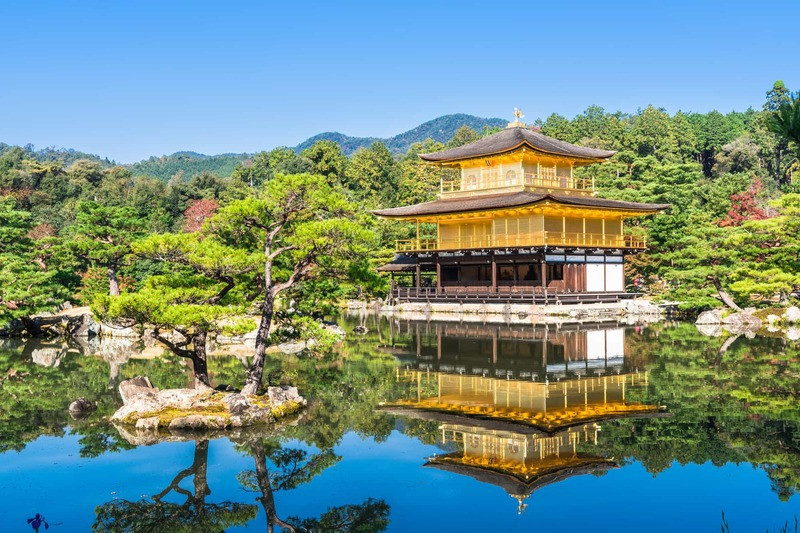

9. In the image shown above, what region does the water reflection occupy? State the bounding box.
[93,439,257,531]
[2,316,800,530]
[382,321,665,511]
[426,423,615,514]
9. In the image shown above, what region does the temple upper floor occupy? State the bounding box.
[419,123,616,198]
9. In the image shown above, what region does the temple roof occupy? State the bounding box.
[424,454,617,498]
[376,254,417,272]
[372,191,670,218]
[419,126,616,163]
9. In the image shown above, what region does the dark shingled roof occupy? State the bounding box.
[419,126,616,163]
[376,254,417,272]
[372,191,670,218]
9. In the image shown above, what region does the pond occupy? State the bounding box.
[1,315,799,532]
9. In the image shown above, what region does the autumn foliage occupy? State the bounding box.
[719,178,768,227]
[183,198,219,232]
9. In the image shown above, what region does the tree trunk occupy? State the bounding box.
[709,276,742,312]
[242,294,274,395]
[192,440,210,506]
[252,443,295,533]
[191,331,211,389]
[108,265,120,297]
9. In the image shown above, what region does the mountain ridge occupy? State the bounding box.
[294,113,505,155]
[2,113,506,181]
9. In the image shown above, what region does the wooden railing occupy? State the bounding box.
[396,231,646,252]
[391,286,640,304]
[440,173,594,195]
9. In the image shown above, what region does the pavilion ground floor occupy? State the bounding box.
[380,248,637,304]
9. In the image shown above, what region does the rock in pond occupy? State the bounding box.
[112,377,306,431]
[68,397,96,419]
[696,309,725,325]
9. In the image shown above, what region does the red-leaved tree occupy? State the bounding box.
[719,178,768,227]
[183,199,219,233]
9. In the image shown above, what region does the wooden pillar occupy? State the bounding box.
[416,220,420,248]
[492,331,498,364]
[542,257,548,303]
[491,252,497,293]
[415,261,421,291]
[435,256,441,295]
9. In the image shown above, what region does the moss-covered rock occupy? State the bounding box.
[111,377,306,431]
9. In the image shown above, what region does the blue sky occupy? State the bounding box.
[1,0,798,163]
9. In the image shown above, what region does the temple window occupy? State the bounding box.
[499,265,515,281]
[547,263,564,281]
[505,170,516,186]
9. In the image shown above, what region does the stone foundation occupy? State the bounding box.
[371,298,664,325]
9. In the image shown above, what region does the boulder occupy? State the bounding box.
[119,376,156,405]
[322,323,346,338]
[266,340,308,355]
[767,314,781,325]
[787,327,800,341]
[353,325,368,335]
[69,313,101,337]
[169,415,227,430]
[223,393,251,415]
[68,397,96,419]
[267,385,306,406]
[785,306,800,324]
[112,377,306,430]
[722,312,762,334]
[135,416,160,431]
[696,309,724,325]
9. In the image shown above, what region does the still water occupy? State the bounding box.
[1,316,798,531]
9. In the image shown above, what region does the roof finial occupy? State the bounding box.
[508,107,526,128]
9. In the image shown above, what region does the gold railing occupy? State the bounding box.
[395,231,646,252]
[440,173,594,195]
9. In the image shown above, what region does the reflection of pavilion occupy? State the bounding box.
[384,321,633,381]
[388,368,656,432]
[426,423,614,513]
[381,320,666,512]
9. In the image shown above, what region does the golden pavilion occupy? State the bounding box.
[374,111,669,303]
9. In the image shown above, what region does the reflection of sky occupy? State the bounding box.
[0,431,796,532]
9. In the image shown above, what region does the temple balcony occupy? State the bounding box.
[440,172,595,198]
[395,231,646,253]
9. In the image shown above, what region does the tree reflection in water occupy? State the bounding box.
[92,440,256,531]
[236,437,390,533]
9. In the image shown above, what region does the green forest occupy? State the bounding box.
[2,80,800,334]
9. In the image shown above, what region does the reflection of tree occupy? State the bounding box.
[591,323,800,501]
[237,437,339,532]
[237,437,389,533]
[286,498,390,533]
[93,440,256,531]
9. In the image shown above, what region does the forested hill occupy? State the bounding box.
[294,113,506,155]
[2,114,504,182]
[0,143,112,167]
[129,152,249,181]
